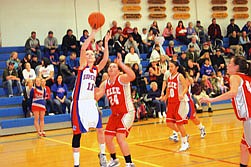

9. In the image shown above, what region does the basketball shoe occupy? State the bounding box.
[179,142,189,152]
[126,162,135,167]
[200,126,206,138]
[169,133,179,142]
[98,153,107,167]
[107,158,120,167]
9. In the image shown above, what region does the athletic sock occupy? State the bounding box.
[99,143,106,154]
[181,136,187,143]
[111,153,116,160]
[124,155,132,163]
[73,152,80,166]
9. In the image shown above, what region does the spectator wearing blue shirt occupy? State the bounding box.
[51,75,71,114]
[66,52,79,75]
[200,58,215,77]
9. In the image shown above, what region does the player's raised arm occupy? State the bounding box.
[79,28,100,68]
[116,53,135,83]
[97,31,111,71]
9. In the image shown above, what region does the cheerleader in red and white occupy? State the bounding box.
[200,56,251,167]
[30,77,46,137]
[164,60,189,152]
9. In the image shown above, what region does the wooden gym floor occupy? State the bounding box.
[0,109,250,167]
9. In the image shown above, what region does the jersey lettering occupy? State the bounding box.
[108,94,119,106]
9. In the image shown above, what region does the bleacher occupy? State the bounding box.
[0,37,231,136]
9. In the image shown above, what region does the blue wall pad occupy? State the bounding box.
[0,107,23,117]
[0,46,25,54]
[0,96,22,106]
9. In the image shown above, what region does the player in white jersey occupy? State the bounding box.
[200,56,251,167]
[71,28,111,167]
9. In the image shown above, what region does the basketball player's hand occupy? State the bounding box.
[199,97,212,103]
[91,28,101,35]
[105,30,111,43]
[115,53,122,65]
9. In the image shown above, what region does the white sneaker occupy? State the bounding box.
[126,162,135,167]
[158,113,163,119]
[162,112,166,118]
[169,133,179,142]
[179,142,189,152]
[98,153,107,167]
[200,126,206,138]
[107,158,120,167]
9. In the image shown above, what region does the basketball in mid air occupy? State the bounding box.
[88,12,105,29]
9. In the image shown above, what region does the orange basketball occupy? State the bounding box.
[88,12,105,29]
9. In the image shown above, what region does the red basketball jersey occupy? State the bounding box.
[167,73,180,103]
[232,73,251,121]
[105,75,135,114]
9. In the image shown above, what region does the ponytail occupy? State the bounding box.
[233,56,251,76]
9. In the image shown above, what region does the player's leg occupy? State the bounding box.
[96,128,107,167]
[240,120,251,166]
[33,111,40,136]
[106,134,120,167]
[191,117,206,138]
[72,133,81,167]
[39,111,46,137]
[166,102,180,142]
[240,143,249,167]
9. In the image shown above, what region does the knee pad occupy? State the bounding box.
[72,134,81,148]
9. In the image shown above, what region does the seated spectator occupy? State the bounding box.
[200,58,215,77]
[124,34,140,56]
[122,21,133,39]
[179,51,188,69]
[7,51,21,72]
[147,82,166,119]
[141,27,151,53]
[131,27,143,53]
[30,55,41,75]
[59,55,76,90]
[198,51,212,67]
[22,62,36,84]
[150,44,161,63]
[242,21,251,39]
[124,46,141,68]
[176,20,189,45]
[110,20,118,37]
[113,27,123,42]
[162,22,174,40]
[61,29,79,57]
[131,63,148,95]
[79,29,89,45]
[211,49,226,75]
[2,61,23,97]
[165,40,175,58]
[149,20,160,36]
[39,57,54,87]
[194,20,208,45]
[187,22,199,41]
[20,54,31,71]
[208,18,223,44]
[211,72,222,96]
[147,29,156,53]
[41,78,54,115]
[186,45,199,63]
[22,79,33,117]
[187,59,200,82]
[66,52,79,74]
[226,18,240,37]
[239,31,251,59]
[113,35,127,60]
[44,31,59,60]
[159,55,169,75]
[171,54,179,64]
[149,59,162,89]
[217,71,228,93]
[188,36,201,55]
[51,75,71,114]
[25,31,41,60]
[229,31,243,55]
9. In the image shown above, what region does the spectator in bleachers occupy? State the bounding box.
[208,18,223,43]
[159,55,168,74]
[188,36,201,55]
[95,40,104,57]
[198,51,211,67]
[20,54,31,71]
[171,54,179,64]
[25,31,41,61]
[226,18,240,37]
[149,20,160,36]
[149,59,162,89]
[150,44,161,63]
[211,49,226,75]
[179,51,188,69]
[51,75,71,114]
[110,20,118,37]
[59,55,76,90]
[41,78,54,115]
[200,58,215,77]
[147,29,156,49]
[131,63,147,95]
[2,61,23,97]
[30,77,46,137]
[30,55,41,75]
[22,62,36,84]
[122,21,133,39]
[22,79,33,118]
[217,71,228,93]
[241,21,251,38]
[187,59,200,82]
[239,31,251,59]
[131,27,143,54]
[200,41,213,57]
[187,22,199,42]
[61,29,79,57]
[229,31,243,55]
[44,31,59,60]
[211,72,222,96]
[6,51,21,71]
[39,57,54,87]
[147,81,166,119]
[124,34,140,56]
[79,29,89,45]
[194,20,207,45]
[66,52,79,75]
[186,45,199,63]
[113,27,123,42]
[141,28,151,53]
[113,35,127,60]
[165,40,175,58]
[124,46,141,68]
[176,20,189,45]
[162,22,174,41]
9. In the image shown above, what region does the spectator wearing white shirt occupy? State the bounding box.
[39,57,54,87]
[124,46,141,68]
[22,62,36,84]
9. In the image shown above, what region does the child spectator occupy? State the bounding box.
[200,58,215,77]
[22,79,33,117]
